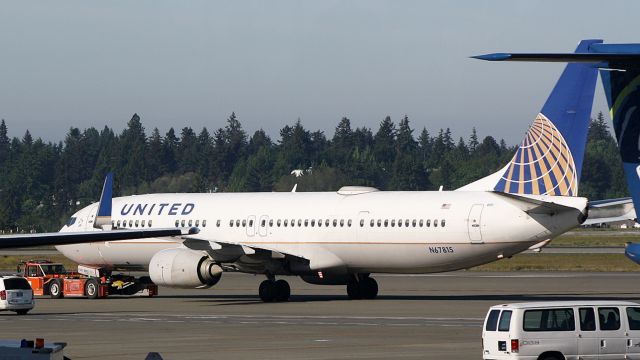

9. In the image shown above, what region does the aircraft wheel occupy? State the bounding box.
[259,280,276,302]
[274,280,290,302]
[346,282,362,300]
[85,278,100,299]
[361,277,378,299]
[49,279,63,299]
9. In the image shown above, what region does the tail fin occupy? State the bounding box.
[459,40,600,196]
[472,40,640,213]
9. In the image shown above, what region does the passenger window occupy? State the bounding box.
[325,219,330,227]
[117,220,121,227]
[317,219,322,227]
[391,219,395,227]
[175,220,179,227]
[579,308,596,331]
[599,307,621,331]
[135,220,139,227]
[304,219,309,227]
[412,219,416,227]
[370,219,374,227]
[181,220,185,227]
[195,220,199,227]
[291,219,295,227]
[348,219,352,227]
[242,219,247,227]
[405,219,409,227]
[441,219,445,227]
[524,308,575,331]
[627,308,640,330]
[398,219,402,227]
[298,219,302,227]
[216,219,220,227]
[340,219,344,227]
[498,310,512,331]
[284,219,289,227]
[426,219,431,227]
[229,220,234,227]
[141,220,146,227]
[129,220,133,227]
[269,219,274,227]
[434,219,438,227]
[486,309,500,331]
[149,220,153,227]
[262,220,266,227]
[384,220,389,227]
[377,219,382,227]
[311,219,315,227]
[188,220,193,227]
[360,219,364,227]
[333,219,338,227]
[277,219,282,227]
[202,220,207,227]
[236,220,241,227]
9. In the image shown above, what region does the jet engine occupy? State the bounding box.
[149,248,222,288]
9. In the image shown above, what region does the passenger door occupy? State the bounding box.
[467,204,484,243]
[577,307,599,360]
[598,307,626,359]
[625,307,640,359]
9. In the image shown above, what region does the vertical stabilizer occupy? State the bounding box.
[459,40,600,196]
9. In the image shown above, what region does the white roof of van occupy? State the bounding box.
[490,301,640,309]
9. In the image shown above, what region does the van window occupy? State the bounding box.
[627,308,640,330]
[3,278,31,290]
[486,309,500,331]
[523,308,575,331]
[498,310,512,331]
[579,308,596,331]
[599,307,621,331]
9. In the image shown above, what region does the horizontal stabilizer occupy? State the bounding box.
[583,197,636,225]
[492,191,587,216]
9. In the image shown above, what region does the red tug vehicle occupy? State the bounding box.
[17,260,157,299]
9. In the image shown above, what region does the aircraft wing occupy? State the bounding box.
[182,235,346,270]
[0,228,186,249]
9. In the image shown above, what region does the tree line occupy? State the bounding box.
[0,111,627,232]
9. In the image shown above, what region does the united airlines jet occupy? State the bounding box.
[1,39,624,302]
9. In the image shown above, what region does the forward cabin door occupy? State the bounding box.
[467,204,484,244]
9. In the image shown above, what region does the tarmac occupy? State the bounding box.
[1,271,639,359]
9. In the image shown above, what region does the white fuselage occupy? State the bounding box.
[56,189,585,274]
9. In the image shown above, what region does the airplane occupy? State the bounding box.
[474,40,640,267]
[0,39,619,302]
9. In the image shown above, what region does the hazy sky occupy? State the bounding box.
[0,1,637,144]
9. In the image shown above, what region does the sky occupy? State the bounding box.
[0,1,637,145]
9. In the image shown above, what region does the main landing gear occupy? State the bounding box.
[259,277,291,302]
[346,276,378,300]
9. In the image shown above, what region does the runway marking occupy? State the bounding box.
[15,312,483,328]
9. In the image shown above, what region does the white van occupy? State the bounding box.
[0,276,34,315]
[482,301,640,360]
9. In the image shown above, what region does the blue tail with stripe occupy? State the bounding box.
[492,40,600,196]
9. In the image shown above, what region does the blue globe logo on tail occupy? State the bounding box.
[494,114,578,196]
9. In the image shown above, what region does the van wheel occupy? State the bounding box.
[16,309,29,315]
[85,279,100,299]
[540,355,562,360]
[49,279,63,299]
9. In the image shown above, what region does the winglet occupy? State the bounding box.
[94,172,113,229]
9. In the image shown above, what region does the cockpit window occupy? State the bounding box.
[66,217,77,226]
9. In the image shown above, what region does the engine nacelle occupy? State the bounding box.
[149,248,222,289]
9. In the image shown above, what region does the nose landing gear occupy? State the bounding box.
[258,278,291,302]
